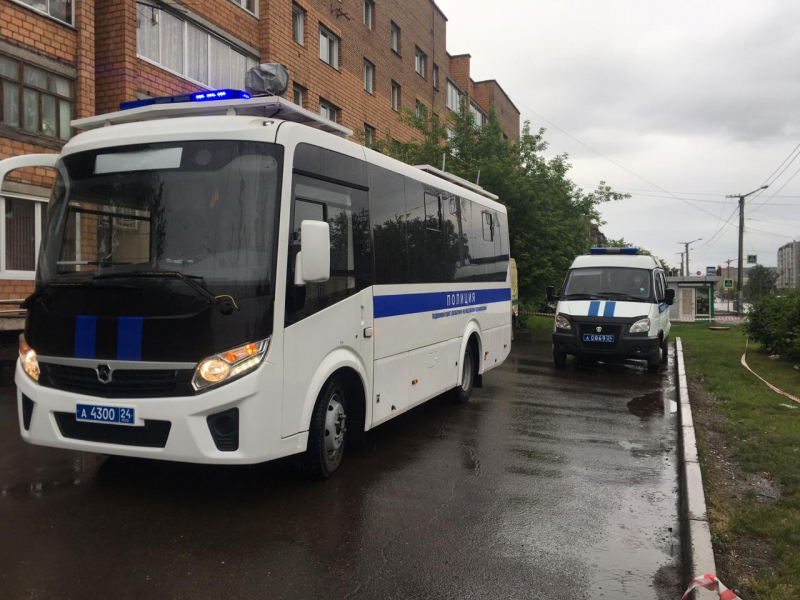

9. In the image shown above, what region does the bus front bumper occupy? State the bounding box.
[14,360,307,465]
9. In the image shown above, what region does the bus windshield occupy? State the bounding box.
[39,141,282,299]
[562,267,652,302]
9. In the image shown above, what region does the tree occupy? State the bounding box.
[744,264,777,303]
[355,104,630,308]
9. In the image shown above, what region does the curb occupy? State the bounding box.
[676,337,718,599]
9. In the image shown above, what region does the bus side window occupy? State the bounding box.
[369,164,408,284]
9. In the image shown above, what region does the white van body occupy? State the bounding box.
[551,250,672,370]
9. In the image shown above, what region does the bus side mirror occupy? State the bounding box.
[295,220,330,284]
[546,285,558,303]
[665,289,675,306]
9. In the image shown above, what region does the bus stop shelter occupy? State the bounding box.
[666,276,721,320]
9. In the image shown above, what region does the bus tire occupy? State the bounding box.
[451,345,476,404]
[303,375,348,479]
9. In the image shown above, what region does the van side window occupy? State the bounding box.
[286,145,371,326]
[654,271,665,301]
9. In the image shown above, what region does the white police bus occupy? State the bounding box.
[2,86,511,478]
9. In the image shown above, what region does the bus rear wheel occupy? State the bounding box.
[451,346,475,404]
[303,376,347,479]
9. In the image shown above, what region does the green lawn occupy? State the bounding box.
[674,323,800,599]
[524,314,554,337]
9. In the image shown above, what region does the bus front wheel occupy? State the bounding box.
[303,376,348,479]
[451,345,476,404]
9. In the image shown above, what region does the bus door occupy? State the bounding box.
[280,145,373,439]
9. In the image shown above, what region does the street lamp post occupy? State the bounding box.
[678,238,702,276]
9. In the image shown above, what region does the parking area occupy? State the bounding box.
[0,331,682,599]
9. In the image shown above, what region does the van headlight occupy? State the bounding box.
[192,339,269,391]
[629,318,650,334]
[19,334,39,382]
[555,314,572,330]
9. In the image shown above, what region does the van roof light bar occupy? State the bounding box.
[590,247,639,255]
[72,94,352,138]
[413,165,499,200]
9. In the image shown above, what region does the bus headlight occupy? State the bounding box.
[555,314,572,330]
[193,339,269,391]
[630,318,650,334]
[19,334,39,382]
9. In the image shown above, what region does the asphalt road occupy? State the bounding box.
[0,331,682,600]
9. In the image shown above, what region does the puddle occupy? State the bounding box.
[627,392,665,419]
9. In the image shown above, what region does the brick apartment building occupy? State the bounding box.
[0,0,520,301]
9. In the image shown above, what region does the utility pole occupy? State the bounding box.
[726,185,768,315]
[678,239,702,276]
[725,258,734,313]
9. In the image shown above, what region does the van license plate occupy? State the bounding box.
[76,404,136,426]
[583,334,615,343]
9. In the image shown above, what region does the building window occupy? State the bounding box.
[391,81,400,111]
[364,0,374,30]
[319,99,338,123]
[390,21,400,54]
[446,125,454,140]
[229,0,257,16]
[414,47,426,78]
[0,55,74,141]
[363,59,374,94]
[432,64,439,89]
[319,25,340,69]
[0,195,45,277]
[470,101,486,127]
[14,0,73,25]
[415,100,424,118]
[136,4,258,89]
[292,3,304,45]
[292,83,306,107]
[446,79,464,111]
[364,124,375,146]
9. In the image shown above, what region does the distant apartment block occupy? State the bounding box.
[777,241,800,290]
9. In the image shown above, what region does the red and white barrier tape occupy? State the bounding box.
[742,339,800,405]
[681,574,740,600]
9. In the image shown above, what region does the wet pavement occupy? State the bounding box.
[0,332,682,600]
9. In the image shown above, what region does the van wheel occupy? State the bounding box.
[303,376,347,479]
[647,345,662,372]
[660,336,669,363]
[553,349,567,369]
[451,345,475,404]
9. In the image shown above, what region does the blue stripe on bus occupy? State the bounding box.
[603,301,616,317]
[588,301,600,317]
[374,288,511,319]
[74,315,97,359]
[116,317,143,361]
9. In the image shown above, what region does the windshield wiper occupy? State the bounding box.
[595,292,647,302]
[563,293,602,300]
[92,270,240,315]
[57,260,132,267]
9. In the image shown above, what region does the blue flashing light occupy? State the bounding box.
[589,247,639,255]
[120,89,253,111]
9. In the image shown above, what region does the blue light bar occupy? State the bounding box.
[590,247,639,255]
[120,89,252,111]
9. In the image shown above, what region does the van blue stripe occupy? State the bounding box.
[588,301,600,317]
[117,317,143,361]
[374,288,511,319]
[74,316,97,359]
[603,301,616,317]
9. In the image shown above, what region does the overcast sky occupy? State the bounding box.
[437,0,800,271]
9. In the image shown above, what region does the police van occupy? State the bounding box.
[546,248,674,370]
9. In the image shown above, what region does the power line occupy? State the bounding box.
[762,141,800,187]
[750,163,800,214]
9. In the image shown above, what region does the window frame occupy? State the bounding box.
[0,193,46,280]
[292,3,305,46]
[363,0,374,30]
[319,99,339,123]
[470,101,487,127]
[414,47,426,79]
[8,0,75,27]
[319,24,340,70]
[446,79,464,112]
[415,99,424,118]
[363,58,375,94]
[432,64,439,89]
[390,80,400,111]
[364,124,376,146]
[292,83,306,107]
[136,3,259,90]
[390,21,401,54]
[228,0,258,17]
[0,54,75,142]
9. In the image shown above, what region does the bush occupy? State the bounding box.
[746,290,800,361]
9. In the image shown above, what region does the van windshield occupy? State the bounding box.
[39,141,282,299]
[562,267,652,302]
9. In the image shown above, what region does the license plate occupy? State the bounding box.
[76,404,136,426]
[583,334,615,343]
